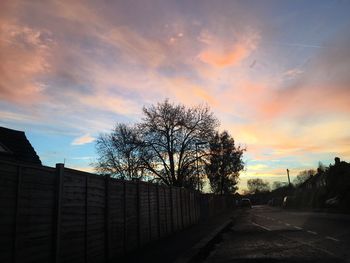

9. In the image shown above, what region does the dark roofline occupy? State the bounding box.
[0,126,42,165]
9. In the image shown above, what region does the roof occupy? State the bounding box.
[0,126,42,165]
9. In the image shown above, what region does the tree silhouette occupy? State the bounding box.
[95,99,220,189]
[272,181,288,190]
[205,131,245,194]
[139,100,218,188]
[247,178,270,194]
[293,169,316,186]
[95,123,144,180]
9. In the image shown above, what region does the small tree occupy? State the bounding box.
[247,178,270,194]
[205,131,245,194]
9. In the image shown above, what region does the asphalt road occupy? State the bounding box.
[203,205,350,263]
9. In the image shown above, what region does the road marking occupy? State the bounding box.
[307,230,317,235]
[326,236,340,242]
[278,220,283,223]
[285,223,291,226]
[252,222,271,231]
[293,226,303,230]
[270,218,275,221]
[281,234,339,259]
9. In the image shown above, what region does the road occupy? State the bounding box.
[203,205,350,263]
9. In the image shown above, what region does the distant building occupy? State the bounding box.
[0,126,41,165]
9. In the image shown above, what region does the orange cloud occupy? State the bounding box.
[199,43,251,67]
[198,31,259,68]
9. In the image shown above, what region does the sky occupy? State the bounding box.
[1,0,350,191]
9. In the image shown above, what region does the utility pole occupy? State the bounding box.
[286,169,291,187]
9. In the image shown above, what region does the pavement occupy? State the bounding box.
[203,205,350,263]
[122,210,237,263]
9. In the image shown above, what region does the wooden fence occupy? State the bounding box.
[0,160,234,263]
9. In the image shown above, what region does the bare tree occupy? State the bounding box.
[95,123,144,180]
[139,99,219,188]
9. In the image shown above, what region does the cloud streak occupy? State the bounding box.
[72,134,95,146]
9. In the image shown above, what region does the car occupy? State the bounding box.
[282,196,295,208]
[240,198,252,208]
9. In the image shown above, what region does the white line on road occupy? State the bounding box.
[293,226,303,230]
[252,222,271,231]
[307,230,318,235]
[278,220,282,223]
[285,223,291,226]
[326,236,340,242]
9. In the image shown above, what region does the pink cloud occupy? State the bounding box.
[198,31,259,68]
[0,20,52,104]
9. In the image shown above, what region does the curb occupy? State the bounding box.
[174,219,233,263]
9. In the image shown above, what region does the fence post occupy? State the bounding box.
[156,184,160,238]
[136,180,140,248]
[148,183,152,241]
[123,181,127,254]
[13,165,22,263]
[85,173,89,263]
[104,175,110,263]
[54,163,64,263]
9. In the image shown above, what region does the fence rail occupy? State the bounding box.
[0,160,233,263]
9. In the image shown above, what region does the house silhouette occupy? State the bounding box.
[0,126,41,165]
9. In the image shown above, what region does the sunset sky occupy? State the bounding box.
[1,0,349,191]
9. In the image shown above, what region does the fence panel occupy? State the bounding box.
[0,160,235,262]
[16,166,56,263]
[148,184,158,241]
[124,182,138,252]
[60,169,86,263]
[86,174,106,263]
[158,186,167,237]
[109,179,124,259]
[139,182,150,246]
[0,162,18,263]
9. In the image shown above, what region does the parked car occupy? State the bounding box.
[241,198,252,208]
[282,196,295,208]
